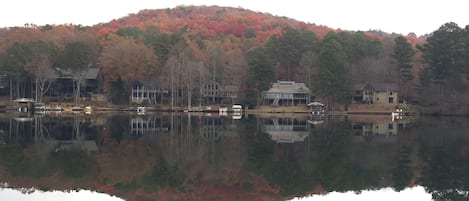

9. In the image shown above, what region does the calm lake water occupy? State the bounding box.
[0,112,468,201]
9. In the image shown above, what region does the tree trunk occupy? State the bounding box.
[35,79,39,102]
[9,77,12,101]
[256,88,260,107]
[187,63,192,111]
[16,79,20,99]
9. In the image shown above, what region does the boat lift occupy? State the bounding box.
[307,101,325,115]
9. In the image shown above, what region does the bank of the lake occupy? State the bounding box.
[0,98,456,117]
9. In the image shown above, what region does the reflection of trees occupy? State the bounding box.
[392,146,412,191]
[312,123,353,191]
[128,115,244,193]
[245,127,318,196]
[246,132,275,172]
[0,116,100,180]
[109,115,129,143]
[50,149,98,178]
[245,117,395,196]
[6,115,469,201]
[142,160,185,191]
[420,145,469,201]
[415,117,469,201]
[0,145,55,178]
[310,118,396,193]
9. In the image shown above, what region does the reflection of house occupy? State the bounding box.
[51,140,98,152]
[352,121,398,144]
[353,82,398,104]
[352,122,398,136]
[262,81,311,106]
[200,81,239,104]
[0,116,101,152]
[130,117,169,136]
[263,118,309,143]
[200,118,238,142]
[349,115,410,143]
[130,80,169,105]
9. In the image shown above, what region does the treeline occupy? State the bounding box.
[417,22,469,114]
[0,7,468,113]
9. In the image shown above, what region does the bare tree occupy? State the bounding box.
[299,51,318,90]
[26,56,56,102]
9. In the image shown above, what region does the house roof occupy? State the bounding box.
[224,85,239,92]
[84,68,101,80]
[264,81,311,94]
[353,83,367,90]
[373,83,399,91]
[131,80,161,88]
[354,82,398,91]
[54,67,101,79]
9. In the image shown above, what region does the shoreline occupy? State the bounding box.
[2,102,468,117]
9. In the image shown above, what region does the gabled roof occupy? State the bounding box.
[353,83,368,90]
[84,68,101,80]
[354,82,398,91]
[131,80,161,88]
[224,85,239,92]
[264,81,311,94]
[373,83,399,91]
[54,67,101,79]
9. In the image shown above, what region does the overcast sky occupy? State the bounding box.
[1,0,468,36]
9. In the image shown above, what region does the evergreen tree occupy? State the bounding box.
[316,33,351,109]
[266,27,317,80]
[422,22,462,84]
[109,77,127,104]
[420,22,465,110]
[245,48,275,106]
[393,36,415,101]
[334,31,381,64]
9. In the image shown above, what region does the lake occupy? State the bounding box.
[0,112,468,201]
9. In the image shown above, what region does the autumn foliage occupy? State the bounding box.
[0,5,430,107]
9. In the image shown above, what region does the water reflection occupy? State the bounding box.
[349,115,410,143]
[0,113,468,201]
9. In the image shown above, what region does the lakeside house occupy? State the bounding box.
[50,67,103,98]
[130,80,169,105]
[200,80,239,104]
[83,68,103,95]
[262,81,311,106]
[353,82,399,104]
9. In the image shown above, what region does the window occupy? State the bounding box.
[388,124,393,129]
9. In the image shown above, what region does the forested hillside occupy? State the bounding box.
[0,5,468,114]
